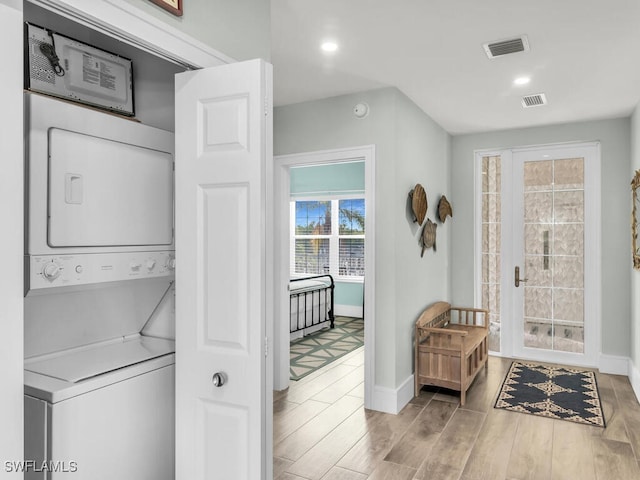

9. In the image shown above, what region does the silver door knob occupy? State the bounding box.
[212,372,226,387]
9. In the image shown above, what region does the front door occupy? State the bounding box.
[511,143,599,366]
[174,59,272,479]
[478,143,600,367]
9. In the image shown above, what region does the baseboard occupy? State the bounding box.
[289,321,328,341]
[334,304,363,318]
[370,374,414,414]
[600,354,640,404]
[368,358,640,415]
[396,374,415,411]
[599,354,629,375]
[628,359,640,404]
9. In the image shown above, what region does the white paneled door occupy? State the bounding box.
[175,59,272,480]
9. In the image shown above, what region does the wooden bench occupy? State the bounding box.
[414,302,489,405]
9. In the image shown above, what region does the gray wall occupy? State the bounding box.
[124,0,270,61]
[275,87,452,389]
[631,106,640,372]
[451,118,631,357]
[393,92,452,382]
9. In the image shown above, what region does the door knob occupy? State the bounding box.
[514,266,528,288]
[212,372,226,387]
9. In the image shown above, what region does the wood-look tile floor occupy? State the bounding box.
[273,347,640,480]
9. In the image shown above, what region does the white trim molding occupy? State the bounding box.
[599,355,640,404]
[371,375,414,414]
[30,0,234,68]
[629,359,640,403]
[0,0,25,465]
[334,304,364,318]
[599,354,630,376]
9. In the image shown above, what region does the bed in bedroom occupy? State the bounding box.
[289,274,335,337]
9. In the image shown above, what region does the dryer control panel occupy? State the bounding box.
[27,251,175,291]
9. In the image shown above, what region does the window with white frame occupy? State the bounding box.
[290,197,365,279]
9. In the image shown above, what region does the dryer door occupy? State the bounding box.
[48,128,173,247]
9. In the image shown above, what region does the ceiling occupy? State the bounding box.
[271,0,640,135]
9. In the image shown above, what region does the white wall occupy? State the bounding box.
[0,0,24,473]
[275,87,451,391]
[451,118,631,358]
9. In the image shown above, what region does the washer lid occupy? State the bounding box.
[25,336,174,383]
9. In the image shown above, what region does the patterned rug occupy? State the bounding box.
[495,361,605,427]
[290,316,364,381]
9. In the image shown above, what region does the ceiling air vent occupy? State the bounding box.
[483,36,529,58]
[521,93,547,108]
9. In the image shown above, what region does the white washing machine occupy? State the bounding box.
[24,336,175,480]
[23,93,177,480]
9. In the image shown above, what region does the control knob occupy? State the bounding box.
[146,259,156,271]
[166,256,176,270]
[42,262,62,281]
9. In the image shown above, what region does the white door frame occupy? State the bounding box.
[274,146,376,410]
[473,148,515,357]
[474,142,601,368]
[0,0,25,467]
[29,0,234,68]
[18,1,275,479]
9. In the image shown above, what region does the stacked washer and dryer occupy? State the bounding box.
[23,93,176,480]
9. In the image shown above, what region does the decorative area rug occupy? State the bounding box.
[494,361,605,427]
[290,317,364,381]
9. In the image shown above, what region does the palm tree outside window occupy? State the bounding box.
[291,198,365,279]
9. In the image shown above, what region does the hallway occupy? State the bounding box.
[274,350,640,479]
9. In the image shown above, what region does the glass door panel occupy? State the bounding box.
[522,158,584,353]
[481,155,502,352]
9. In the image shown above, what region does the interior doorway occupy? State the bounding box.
[274,146,376,409]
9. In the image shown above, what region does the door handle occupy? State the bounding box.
[212,372,227,387]
[514,266,528,288]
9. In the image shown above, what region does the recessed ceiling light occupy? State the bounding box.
[514,76,530,86]
[321,41,338,53]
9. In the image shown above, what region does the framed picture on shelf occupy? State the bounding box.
[149,0,183,16]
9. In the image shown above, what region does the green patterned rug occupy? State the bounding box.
[290,316,364,381]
